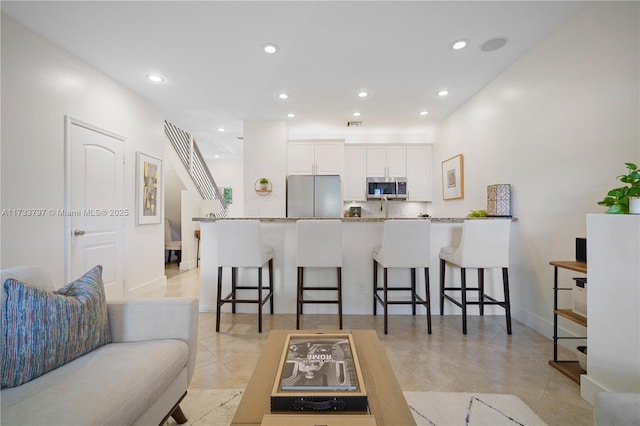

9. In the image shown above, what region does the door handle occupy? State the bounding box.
[74,229,86,236]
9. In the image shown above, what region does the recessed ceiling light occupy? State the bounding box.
[217,128,225,132]
[214,155,220,159]
[352,112,361,117]
[278,93,289,100]
[481,37,508,52]
[146,74,165,83]
[437,90,449,97]
[450,39,469,50]
[287,113,296,118]
[358,91,369,98]
[419,111,429,116]
[263,43,279,54]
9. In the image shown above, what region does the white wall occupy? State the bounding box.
[582,215,640,402]
[243,121,287,217]
[206,158,244,217]
[164,160,186,239]
[430,2,639,342]
[1,15,167,294]
[179,190,201,271]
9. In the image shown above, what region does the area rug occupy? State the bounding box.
[166,389,546,425]
[164,389,244,425]
[404,391,547,426]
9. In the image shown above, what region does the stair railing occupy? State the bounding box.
[164,120,228,218]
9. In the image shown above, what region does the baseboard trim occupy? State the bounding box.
[128,274,167,298]
[179,259,196,271]
[581,374,608,405]
[199,303,215,313]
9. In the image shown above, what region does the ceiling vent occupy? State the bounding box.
[347,121,363,127]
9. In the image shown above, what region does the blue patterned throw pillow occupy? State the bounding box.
[1,265,111,388]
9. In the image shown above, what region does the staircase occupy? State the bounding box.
[164,120,228,218]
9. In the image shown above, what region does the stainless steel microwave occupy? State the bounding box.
[366,177,407,200]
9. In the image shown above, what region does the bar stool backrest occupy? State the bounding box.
[296,220,343,267]
[456,219,511,268]
[376,220,431,268]
[216,220,265,267]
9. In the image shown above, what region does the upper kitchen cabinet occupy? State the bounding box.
[343,145,367,201]
[366,145,406,178]
[288,140,343,175]
[406,145,432,201]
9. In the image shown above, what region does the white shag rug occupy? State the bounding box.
[165,389,546,426]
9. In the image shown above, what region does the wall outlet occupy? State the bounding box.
[358,283,365,292]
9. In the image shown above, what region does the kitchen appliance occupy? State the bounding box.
[349,206,362,217]
[286,175,342,218]
[366,177,407,200]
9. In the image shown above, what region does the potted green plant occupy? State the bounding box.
[467,209,488,218]
[597,163,640,214]
[259,178,270,191]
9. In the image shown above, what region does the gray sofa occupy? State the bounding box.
[595,392,640,425]
[1,266,199,426]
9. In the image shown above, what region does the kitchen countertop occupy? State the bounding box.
[193,216,516,223]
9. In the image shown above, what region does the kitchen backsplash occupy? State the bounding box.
[343,201,430,218]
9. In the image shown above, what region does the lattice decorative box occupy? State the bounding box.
[487,184,512,217]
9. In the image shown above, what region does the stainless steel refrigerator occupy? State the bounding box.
[286,175,342,218]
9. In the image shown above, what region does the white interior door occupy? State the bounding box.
[66,117,125,298]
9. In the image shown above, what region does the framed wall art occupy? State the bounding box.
[136,152,162,225]
[442,153,464,200]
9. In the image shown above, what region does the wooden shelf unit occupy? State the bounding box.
[549,260,587,384]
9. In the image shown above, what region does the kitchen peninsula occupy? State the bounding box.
[195,217,515,316]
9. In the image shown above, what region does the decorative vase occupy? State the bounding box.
[630,197,640,215]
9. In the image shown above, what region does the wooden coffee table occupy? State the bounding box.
[231,329,416,426]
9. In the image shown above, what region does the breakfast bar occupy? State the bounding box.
[195,217,514,317]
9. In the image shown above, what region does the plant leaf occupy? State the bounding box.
[606,204,626,214]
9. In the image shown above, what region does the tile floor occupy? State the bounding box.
[147,267,593,425]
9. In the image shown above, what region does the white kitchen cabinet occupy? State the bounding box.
[406,145,432,201]
[288,141,343,175]
[343,145,367,201]
[366,145,406,178]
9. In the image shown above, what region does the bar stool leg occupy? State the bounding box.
[269,259,274,314]
[337,266,343,329]
[296,267,302,330]
[231,267,237,314]
[461,267,467,335]
[258,267,263,333]
[216,266,223,333]
[424,267,432,334]
[383,267,389,335]
[411,268,417,316]
[439,259,446,315]
[478,268,484,316]
[503,268,512,335]
[373,260,378,315]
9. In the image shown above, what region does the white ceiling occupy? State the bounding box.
[2,1,586,160]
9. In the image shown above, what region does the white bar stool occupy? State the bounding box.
[296,220,343,329]
[216,220,274,333]
[439,219,512,334]
[373,219,432,335]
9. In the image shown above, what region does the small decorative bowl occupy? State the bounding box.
[577,346,587,372]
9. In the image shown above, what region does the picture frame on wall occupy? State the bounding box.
[442,153,464,200]
[136,152,162,225]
